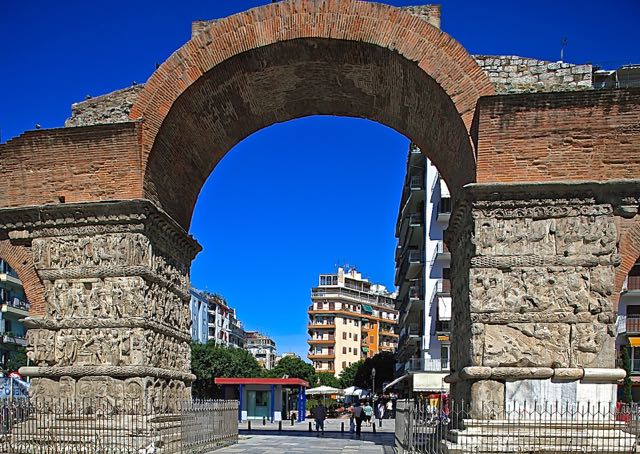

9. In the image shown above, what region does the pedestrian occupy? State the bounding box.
[353,400,364,437]
[363,401,373,427]
[312,403,326,435]
[377,400,385,424]
[386,399,394,419]
[349,404,356,435]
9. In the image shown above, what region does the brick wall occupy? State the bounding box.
[474,55,592,94]
[475,88,640,183]
[0,122,143,209]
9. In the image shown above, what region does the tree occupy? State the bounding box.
[621,346,633,404]
[339,360,363,389]
[191,341,263,398]
[5,347,27,373]
[317,371,340,388]
[268,356,318,386]
[353,351,396,393]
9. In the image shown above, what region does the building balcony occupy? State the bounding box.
[307,338,335,345]
[1,334,28,347]
[623,276,640,292]
[436,197,452,224]
[404,357,450,373]
[311,287,396,309]
[395,249,424,286]
[307,323,336,330]
[380,329,398,338]
[396,212,424,246]
[622,315,640,334]
[432,241,451,264]
[434,278,451,296]
[410,175,423,191]
[308,353,336,360]
[436,320,451,334]
[617,358,640,375]
[0,298,30,315]
[398,323,422,347]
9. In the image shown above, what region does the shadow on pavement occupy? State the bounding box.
[238,428,395,446]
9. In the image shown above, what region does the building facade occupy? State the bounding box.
[245,331,277,370]
[0,259,29,370]
[307,267,398,377]
[229,309,246,349]
[206,293,232,346]
[393,144,452,394]
[189,289,209,343]
[616,258,640,400]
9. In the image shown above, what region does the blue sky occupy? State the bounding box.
[2,1,638,359]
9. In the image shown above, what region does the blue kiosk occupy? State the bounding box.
[215,377,308,423]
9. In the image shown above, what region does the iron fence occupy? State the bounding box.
[0,397,238,454]
[396,398,640,453]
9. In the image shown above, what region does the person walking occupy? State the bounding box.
[312,403,326,435]
[377,400,385,425]
[363,401,373,427]
[386,399,394,419]
[353,400,364,437]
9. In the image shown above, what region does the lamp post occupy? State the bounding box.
[371,367,376,397]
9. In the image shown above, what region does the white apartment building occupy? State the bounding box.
[616,258,640,400]
[190,289,209,344]
[206,293,232,346]
[245,331,277,369]
[308,267,398,377]
[392,144,452,394]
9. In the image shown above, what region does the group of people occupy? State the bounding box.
[311,398,395,437]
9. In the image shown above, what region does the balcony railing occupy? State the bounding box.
[626,315,640,333]
[0,296,30,312]
[311,288,396,309]
[409,285,422,300]
[404,357,450,372]
[410,175,423,191]
[435,279,451,295]
[624,275,640,292]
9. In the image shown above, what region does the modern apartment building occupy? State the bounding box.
[616,258,640,400]
[392,144,452,394]
[190,289,209,343]
[245,331,277,370]
[229,309,246,349]
[307,267,399,377]
[0,259,29,370]
[206,293,232,346]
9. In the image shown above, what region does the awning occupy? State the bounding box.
[413,373,449,392]
[629,337,640,347]
[438,296,452,321]
[383,374,409,391]
[361,304,373,314]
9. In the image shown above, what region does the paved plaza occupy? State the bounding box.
[218,419,396,453]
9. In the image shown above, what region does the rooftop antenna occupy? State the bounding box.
[560,37,568,62]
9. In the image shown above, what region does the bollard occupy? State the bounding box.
[341,421,344,433]
[308,421,312,432]
[372,422,376,433]
[263,416,266,426]
[278,421,282,431]
[248,420,252,431]
[291,415,295,426]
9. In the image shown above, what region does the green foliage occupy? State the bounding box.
[621,346,634,404]
[353,351,396,393]
[339,360,364,389]
[191,341,262,399]
[4,347,27,373]
[267,356,318,386]
[317,371,341,388]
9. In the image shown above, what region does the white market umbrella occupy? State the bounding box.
[306,386,343,406]
[343,386,360,396]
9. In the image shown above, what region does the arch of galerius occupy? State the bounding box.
[0,1,639,451]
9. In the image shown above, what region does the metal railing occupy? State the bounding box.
[396,399,639,454]
[624,275,640,291]
[410,175,423,190]
[0,397,238,453]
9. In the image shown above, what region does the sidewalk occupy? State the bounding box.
[239,417,395,434]
[219,418,396,454]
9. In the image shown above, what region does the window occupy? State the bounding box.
[354,334,358,341]
[354,320,359,327]
[343,318,347,325]
[349,333,352,339]
[343,347,347,354]
[329,302,335,310]
[370,336,374,343]
[342,361,347,368]
[348,348,352,353]
[343,332,347,340]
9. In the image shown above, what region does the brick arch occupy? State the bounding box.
[130,0,495,229]
[617,220,640,298]
[0,240,45,316]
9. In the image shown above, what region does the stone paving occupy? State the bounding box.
[218,419,396,453]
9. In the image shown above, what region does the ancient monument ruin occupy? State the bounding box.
[1,1,639,451]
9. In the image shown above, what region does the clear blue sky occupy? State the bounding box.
[2,1,638,359]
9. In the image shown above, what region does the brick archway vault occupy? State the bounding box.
[0,240,45,316]
[130,0,495,229]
